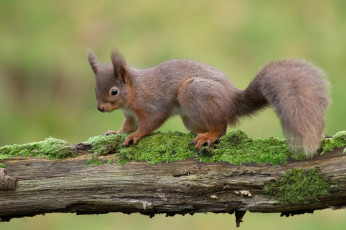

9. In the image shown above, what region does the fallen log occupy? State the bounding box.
[0,131,345,227]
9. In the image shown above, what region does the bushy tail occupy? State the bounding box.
[236,59,330,158]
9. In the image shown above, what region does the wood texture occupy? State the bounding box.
[0,147,345,222]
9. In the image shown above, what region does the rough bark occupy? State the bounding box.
[0,146,345,223]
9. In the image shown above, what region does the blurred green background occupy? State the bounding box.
[0,0,345,229]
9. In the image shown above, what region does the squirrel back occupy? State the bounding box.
[235,59,330,157]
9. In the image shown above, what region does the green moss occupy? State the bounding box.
[86,134,126,155]
[0,163,5,168]
[263,168,331,204]
[1,130,344,165]
[198,130,304,165]
[85,154,104,166]
[116,131,196,165]
[0,137,77,160]
[320,131,346,154]
[83,130,303,166]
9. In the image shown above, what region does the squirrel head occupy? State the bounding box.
[87,49,133,112]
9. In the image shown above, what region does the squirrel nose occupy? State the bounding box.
[97,105,105,112]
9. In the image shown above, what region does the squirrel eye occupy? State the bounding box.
[111,89,118,96]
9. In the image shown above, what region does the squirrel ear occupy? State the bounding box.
[111,50,129,84]
[119,65,128,84]
[87,49,101,74]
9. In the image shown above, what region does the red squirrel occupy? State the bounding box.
[87,49,330,158]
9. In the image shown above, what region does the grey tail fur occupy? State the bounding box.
[235,59,330,158]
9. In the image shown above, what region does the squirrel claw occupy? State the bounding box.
[193,136,207,150]
[123,135,140,146]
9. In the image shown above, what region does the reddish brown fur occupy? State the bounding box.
[87,50,330,157]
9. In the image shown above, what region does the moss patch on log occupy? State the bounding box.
[263,168,331,204]
[86,134,126,156]
[86,130,303,165]
[198,130,304,165]
[319,131,346,154]
[115,131,196,165]
[0,137,77,160]
[1,130,345,165]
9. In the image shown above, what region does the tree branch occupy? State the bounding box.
[0,133,345,226]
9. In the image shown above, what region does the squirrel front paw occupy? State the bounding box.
[123,134,140,146]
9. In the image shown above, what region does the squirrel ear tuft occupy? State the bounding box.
[111,50,128,84]
[87,49,101,74]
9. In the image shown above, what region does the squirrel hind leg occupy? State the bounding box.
[182,114,226,148]
[177,79,230,149]
[181,115,226,149]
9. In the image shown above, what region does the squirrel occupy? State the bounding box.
[87,49,330,158]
